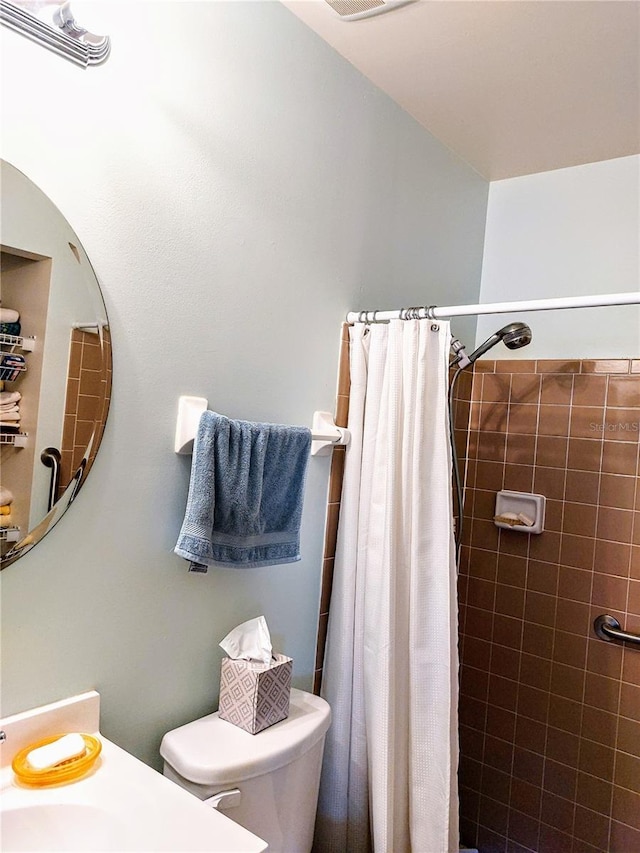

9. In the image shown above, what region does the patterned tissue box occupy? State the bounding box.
[218,653,292,734]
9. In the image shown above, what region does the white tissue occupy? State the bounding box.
[219,615,273,666]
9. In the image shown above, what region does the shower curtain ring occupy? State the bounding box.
[426,305,438,319]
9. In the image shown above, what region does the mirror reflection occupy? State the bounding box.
[0,160,111,568]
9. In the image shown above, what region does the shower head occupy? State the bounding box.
[466,322,532,364]
[502,322,533,349]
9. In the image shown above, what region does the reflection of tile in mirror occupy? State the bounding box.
[59,328,110,497]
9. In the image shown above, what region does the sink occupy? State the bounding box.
[0,692,268,852]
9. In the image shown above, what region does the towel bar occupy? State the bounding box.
[174,397,350,456]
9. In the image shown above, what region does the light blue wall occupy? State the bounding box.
[478,156,640,358]
[0,1,488,768]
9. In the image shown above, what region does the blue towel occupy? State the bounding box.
[175,411,312,571]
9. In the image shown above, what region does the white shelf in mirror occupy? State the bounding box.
[0,527,20,543]
[0,432,27,447]
[0,332,35,352]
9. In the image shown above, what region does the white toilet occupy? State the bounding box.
[160,687,331,853]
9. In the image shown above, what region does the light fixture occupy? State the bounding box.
[323,0,415,21]
[0,0,110,66]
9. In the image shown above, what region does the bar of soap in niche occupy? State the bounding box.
[26,733,86,770]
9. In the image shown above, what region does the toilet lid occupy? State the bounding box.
[160,688,331,786]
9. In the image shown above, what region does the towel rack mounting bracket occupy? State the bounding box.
[310,411,350,456]
[175,396,208,455]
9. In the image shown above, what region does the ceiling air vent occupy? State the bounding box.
[324,0,414,21]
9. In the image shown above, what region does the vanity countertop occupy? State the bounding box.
[1,733,268,852]
[0,691,268,852]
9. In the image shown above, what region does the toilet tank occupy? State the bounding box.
[160,688,331,853]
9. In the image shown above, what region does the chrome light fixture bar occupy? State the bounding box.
[324,0,415,21]
[0,1,110,66]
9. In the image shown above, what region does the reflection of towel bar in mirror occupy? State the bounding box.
[41,447,62,513]
[174,396,350,457]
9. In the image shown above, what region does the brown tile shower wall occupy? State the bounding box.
[313,324,350,695]
[457,359,640,853]
[59,328,112,496]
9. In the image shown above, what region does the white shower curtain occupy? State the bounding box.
[315,319,459,853]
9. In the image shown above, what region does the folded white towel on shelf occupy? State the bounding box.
[0,391,21,405]
[0,308,19,323]
[0,486,14,505]
[0,405,19,415]
[0,411,20,420]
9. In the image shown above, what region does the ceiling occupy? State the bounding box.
[281,0,640,180]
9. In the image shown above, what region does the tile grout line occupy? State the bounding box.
[608,417,640,850]
[539,372,574,849]
[498,370,517,850]
[534,375,564,841]
[504,368,537,851]
[563,372,588,853]
[472,370,500,849]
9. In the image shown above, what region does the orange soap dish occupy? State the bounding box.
[12,733,102,787]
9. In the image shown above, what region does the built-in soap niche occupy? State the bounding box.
[494,490,545,534]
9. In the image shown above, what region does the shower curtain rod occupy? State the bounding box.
[346,291,640,324]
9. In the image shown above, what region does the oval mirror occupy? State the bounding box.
[1,159,111,568]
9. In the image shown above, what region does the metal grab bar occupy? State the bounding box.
[594,614,640,647]
[41,447,61,512]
